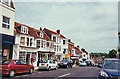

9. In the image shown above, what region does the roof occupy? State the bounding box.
[14,22,51,41]
[81,48,88,54]
[43,28,66,39]
[74,47,82,55]
[14,22,39,38]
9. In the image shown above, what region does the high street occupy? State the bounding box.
[2,66,100,79]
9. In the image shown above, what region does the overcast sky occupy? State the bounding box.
[14,1,118,53]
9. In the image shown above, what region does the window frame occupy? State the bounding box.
[2,16,10,29]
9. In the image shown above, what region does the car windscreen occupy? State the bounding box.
[2,60,11,65]
[103,60,120,70]
[60,60,68,63]
[40,60,48,63]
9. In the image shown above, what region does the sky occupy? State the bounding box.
[14,0,118,53]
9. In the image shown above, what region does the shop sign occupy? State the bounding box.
[65,54,70,58]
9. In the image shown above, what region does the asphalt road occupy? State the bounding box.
[2,66,100,79]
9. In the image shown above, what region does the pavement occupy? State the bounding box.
[2,66,100,79]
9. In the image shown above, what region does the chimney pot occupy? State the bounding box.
[56,29,60,34]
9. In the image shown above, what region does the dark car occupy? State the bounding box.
[58,59,73,68]
[98,58,120,79]
[2,59,34,77]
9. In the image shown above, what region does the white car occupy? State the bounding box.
[79,61,87,66]
[38,60,58,71]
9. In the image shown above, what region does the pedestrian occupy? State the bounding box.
[31,57,34,65]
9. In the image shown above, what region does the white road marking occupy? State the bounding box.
[38,72,42,73]
[54,73,70,79]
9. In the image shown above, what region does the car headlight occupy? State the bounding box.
[99,70,109,77]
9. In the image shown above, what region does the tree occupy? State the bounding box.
[109,49,117,58]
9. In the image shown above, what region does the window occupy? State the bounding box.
[63,40,66,45]
[41,40,43,48]
[43,41,46,48]
[20,37,25,46]
[59,46,61,51]
[21,26,28,34]
[46,42,49,47]
[54,45,56,51]
[53,36,56,42]
[27,38,29,46]
[37,40,40,48]
[57,45,59,51]
[2,16,10,29]
[63,49,66,54]
[30,38,32,46]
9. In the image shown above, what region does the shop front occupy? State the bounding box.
[38,51,55,60]
[1,34,15,61]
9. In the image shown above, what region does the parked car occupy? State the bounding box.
[58,59,73,68]
[38,60,58,71]
[2,59,34,77]
[79,61,87,66]
[98,58,120,79]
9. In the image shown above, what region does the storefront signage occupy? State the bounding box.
[65,54,70,58]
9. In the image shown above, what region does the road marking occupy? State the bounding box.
[38,72,42,73]
[54,73,70,79]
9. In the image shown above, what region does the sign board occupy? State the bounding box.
[65,54,70,58]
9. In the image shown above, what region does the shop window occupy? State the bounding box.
[2,16,10,29]
[19,52,26,61]
[20,37,25,46]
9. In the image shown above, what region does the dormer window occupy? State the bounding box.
[38,32,43,38]
[21,26,28,34]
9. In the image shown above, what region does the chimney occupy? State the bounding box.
[56,29,60,34]
[77,46,79,48]
[40,27,42,30]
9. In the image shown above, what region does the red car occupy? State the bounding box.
[2,59,34,77]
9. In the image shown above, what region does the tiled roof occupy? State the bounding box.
[35,29,51,41]
[14,22,39,38]
[43,28,66,39]
[14,22,51,41]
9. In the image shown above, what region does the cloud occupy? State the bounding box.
[15,2,118,53]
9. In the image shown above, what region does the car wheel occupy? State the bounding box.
[9,70,15,77]
[55,66,58,70]
[66,65,69,68]
[48,67,51,71]
[29,68,34,74]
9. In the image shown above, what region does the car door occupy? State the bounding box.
[49,60,54,69]
[20,60,30,73]
[14,60,23,74]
